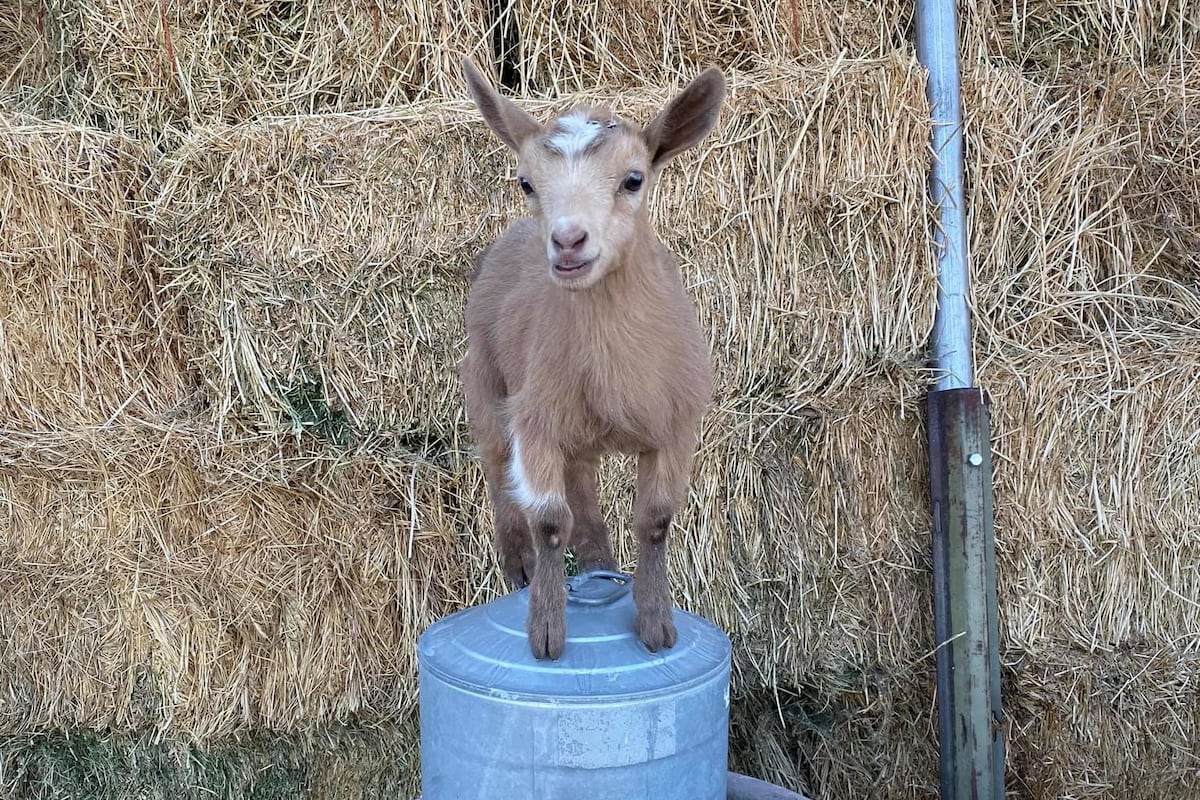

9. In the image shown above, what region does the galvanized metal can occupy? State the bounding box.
[417,570,731,799]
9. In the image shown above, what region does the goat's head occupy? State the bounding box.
[463,60,726,290]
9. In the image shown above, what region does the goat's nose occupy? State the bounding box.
[551,223,588,252]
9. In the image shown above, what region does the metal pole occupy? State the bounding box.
[917,0,973,391]
[916,2,1005,798]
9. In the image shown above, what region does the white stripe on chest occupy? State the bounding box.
[507,434,559,512]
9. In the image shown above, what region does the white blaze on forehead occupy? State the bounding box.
[547,112,606,158]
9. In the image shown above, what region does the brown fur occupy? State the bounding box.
[460,59,726,660]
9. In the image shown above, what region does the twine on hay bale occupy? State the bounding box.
[0,115,184,428]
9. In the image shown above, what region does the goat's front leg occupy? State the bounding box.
[509,431,572,660]
[632,438,696,652]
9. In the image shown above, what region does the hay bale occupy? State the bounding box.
[1007,647,1200,798]
[150,106,509,448]
[4,42,1197,800]
[963,0,1200,71]
[0,423,472,741]
[0,723,421,800]
[964,64,1200,351]
[587,371,932,693]
[985,337,1200,653]
[1085,65,1200,280]
[653,57,935,400]
[504,0,915,94]
[0,2,51,107]
[25,0,491,141]
[0,115,183,428]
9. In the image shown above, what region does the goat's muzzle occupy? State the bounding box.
[551,257,596,282]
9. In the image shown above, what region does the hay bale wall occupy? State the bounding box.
[1,1,1198,798]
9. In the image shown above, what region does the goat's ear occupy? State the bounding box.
[643,67,726,169]
[463,58,542,152]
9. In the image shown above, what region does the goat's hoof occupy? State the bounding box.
[500,549,536,591]
[527,591,567,660]
[502,564,530,590]
[527,615,566,661]
[634,610,678,653]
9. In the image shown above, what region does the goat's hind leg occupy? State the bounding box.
[565,457,617,574]
[462,349,534,590]
[482,443,534,589]
[631,438,696,652]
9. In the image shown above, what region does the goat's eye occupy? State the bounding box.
[518,177,535,196]
[621,171,644,193]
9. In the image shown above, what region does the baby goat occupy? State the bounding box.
[460,59,725,660]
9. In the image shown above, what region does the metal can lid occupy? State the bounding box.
[417,570,730,701]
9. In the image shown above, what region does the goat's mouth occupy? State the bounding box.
[551,258,595,280]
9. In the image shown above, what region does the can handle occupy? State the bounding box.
[565,570,632,606]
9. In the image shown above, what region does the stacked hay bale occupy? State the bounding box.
[0,117,180,427]
[150,107,498,449]
[962,0,1199,70]
[0,115,469,798]
[0,0,493,139]
[1,1,1199,799]
[963,60,1200,797]
[499,0,916,92]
